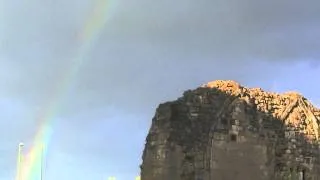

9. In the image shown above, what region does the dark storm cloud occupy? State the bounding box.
[1,0,319,114]
[107,0,320,60]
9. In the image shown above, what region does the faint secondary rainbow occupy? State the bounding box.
[18,0,116,179]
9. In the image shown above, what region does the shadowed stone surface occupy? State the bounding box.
[140,80,320,180]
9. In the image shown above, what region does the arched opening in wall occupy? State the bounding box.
[230,134,237,142]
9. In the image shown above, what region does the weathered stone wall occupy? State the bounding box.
[140,80,320,180]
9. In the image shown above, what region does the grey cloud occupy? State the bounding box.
[0,0,319,115]
[108,0,320,60]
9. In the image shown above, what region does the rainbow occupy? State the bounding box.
[18,0,117,179]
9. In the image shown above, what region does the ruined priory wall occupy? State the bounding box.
[140,81,320,180]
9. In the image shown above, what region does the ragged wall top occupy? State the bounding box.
[203,80,320,140]
[140,80,320,180]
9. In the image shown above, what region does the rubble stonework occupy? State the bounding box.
[140,80,320,180]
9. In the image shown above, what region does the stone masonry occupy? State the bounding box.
[140,80,320,180]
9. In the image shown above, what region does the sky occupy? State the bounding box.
[0,0,320,179]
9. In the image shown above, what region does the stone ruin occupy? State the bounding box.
[140,80,320,180]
